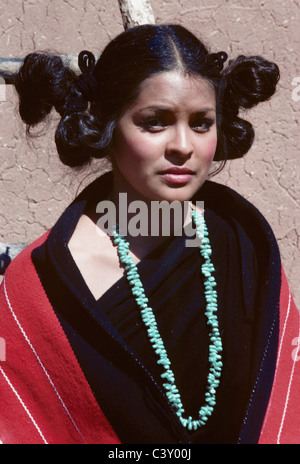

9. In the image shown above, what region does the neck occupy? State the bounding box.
[85,172,201,262]
[110,195,183,261]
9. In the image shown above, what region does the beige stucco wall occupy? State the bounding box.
[0,0,299,306]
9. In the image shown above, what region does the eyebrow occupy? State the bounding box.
[138,106,216,114]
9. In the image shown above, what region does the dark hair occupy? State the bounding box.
[14,24,280,168]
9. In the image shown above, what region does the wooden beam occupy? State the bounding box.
[0,55,87,83]
[117,0,155,29]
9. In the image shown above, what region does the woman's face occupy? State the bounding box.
[111,71,217,203]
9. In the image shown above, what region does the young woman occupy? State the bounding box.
[0,24,299,445]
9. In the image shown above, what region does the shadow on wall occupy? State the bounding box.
[0,243,27,275]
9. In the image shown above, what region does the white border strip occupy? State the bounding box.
[2,277,86,444]
[276,291,292,369]
[0,365,48,444]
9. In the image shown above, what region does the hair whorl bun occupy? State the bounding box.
[213,55,280,160]
[14,50,105,167]
[14,53,75,127]
[223,55,280,110]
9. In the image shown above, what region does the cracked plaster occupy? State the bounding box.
[0,0,299,307]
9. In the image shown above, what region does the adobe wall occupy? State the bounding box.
[0,0,299,305]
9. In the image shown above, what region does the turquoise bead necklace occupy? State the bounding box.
[111,207,222,431]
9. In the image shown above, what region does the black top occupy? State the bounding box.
[31,174,266,444]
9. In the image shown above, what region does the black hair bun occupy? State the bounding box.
[14,52,75,127]
[14,51,105,167]
[223,55,280,110]
[214,55,280,161]
[55,113,107,167]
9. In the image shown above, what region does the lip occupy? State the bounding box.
[161,167,195,175]
[160,167,195,184]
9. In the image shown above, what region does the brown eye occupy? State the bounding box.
[141,117,167,131]
[191,118,215,133]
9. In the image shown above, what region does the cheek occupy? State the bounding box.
[114,129,157,165]
[200,136,218,163]
[207,136,218,159]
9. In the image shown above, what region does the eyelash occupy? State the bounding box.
[140,117,214,133]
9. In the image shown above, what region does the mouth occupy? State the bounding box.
[159,167,195,184]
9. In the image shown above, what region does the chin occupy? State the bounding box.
[147,187,198,204]
[162,182,205,202]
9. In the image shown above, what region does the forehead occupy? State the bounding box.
[130,71,216,112]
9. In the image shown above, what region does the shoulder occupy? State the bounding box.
[198,180,282,300]
[197,180,278,245]
[198,180,266,218]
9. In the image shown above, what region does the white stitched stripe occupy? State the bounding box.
[0,365,48,444]
[2,277,86,444]
[276,290,300,444]
[276,290,292,369]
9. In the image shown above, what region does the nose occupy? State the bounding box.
[166,124,193,158]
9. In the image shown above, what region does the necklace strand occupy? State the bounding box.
[111,209,222,431]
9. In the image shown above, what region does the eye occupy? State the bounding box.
[140,115,169,132]
[190,117,215,133]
